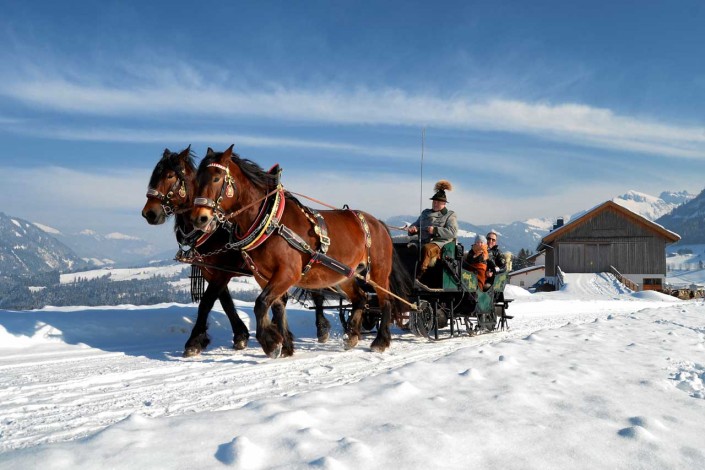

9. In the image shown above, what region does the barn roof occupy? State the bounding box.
[541,200,681,246]
[508,264,545,276]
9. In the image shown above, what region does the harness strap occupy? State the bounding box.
[278,225,355,278]
[278,224,315,255]
[146,168,188,216]
[310,209,330,253]
[354,211,372,281]
[240,250,270,282]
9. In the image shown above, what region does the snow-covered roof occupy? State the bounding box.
[540,200,681,248]
[508,264,545,276]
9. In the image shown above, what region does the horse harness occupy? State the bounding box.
[146,166,188,217]
[192,161,372,282]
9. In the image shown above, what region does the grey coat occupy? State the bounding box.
[410,208,458,248]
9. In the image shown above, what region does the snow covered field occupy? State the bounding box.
[1,274,704,469]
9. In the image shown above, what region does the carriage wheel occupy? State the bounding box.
[408,300,434,338]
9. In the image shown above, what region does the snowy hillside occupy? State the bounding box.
[46,227,165,267]
[1,276,703,469]
[612,190,694,221]
[657,188,705,245]
[58,263,261,295]
[0,212,87,276]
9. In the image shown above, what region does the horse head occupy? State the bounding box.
[142,145,196,225]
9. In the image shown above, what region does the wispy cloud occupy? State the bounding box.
[3,72,704,160]
[0,164,163,238]
[280,170,627,224]
[0,165,147,213]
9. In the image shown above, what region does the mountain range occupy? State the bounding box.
[390,189,697,256]
[0,212,88,277]
[0,188,700,279]
[656,188,705,245]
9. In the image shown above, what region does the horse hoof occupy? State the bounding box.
[233,339,248,350]
[183,347,201,358]
[343,334,358,350]
[317,332,330,344]
[268,344,283,359]
[370,339,389,353]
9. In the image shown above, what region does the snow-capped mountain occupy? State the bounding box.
[612,190,695,221]
[0,212,88,277]
[387,189,696,256]
[656,188,705,245]
[659,190,695,206]
[386,215,554,256]
[37,226,165,267]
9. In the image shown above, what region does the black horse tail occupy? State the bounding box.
[388,247,414,317]
[379,221,414,317]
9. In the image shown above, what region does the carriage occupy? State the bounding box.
[327,239,513,340]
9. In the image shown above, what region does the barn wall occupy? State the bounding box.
[547,207,669,277]
[545,246,556,277]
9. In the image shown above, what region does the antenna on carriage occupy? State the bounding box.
[420,127,424,219]
[418,127,425,262]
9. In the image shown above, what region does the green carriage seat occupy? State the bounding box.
[440,241,461,290]
[461,269,509,315]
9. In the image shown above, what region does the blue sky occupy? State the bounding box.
[1,0,704,246]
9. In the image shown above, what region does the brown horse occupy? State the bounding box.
[141,146,251,357]
[141,147,333,356]
[191,145,410,358]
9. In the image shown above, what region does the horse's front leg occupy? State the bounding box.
[311,292,331,343]
[254,280,292,359]
[218,288,250,350]
[270,297,295,357]
[184,280,224,357]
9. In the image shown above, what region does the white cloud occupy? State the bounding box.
[281,171,624,225]
[2,73,704,160]
[0,165,147,217]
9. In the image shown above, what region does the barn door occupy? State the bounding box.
[585,244,598,272]
[585,243,611,272]
[597,244,611,271]
[558,243,584,272]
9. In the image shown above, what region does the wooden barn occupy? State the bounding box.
[539,201,680,291]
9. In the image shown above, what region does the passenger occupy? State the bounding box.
[485,229,506,286]
[464,234,489,287]
[407,180,458,282]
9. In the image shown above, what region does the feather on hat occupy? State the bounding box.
[431,180,452,202]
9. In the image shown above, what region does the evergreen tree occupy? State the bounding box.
[512,248,534,271]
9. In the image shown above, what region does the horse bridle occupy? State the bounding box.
[146,167,188,217]
[193,162,237,223]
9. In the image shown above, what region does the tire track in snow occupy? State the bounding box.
[0,302,674,451]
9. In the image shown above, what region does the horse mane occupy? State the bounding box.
[198,150,278,191]
[148,148,197,188]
